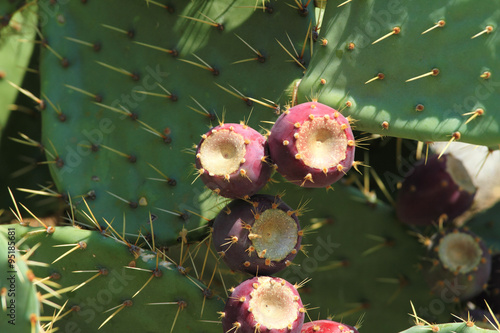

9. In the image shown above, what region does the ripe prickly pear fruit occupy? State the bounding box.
[423,228,491,301]
[301,320,359,333]
[222,276,305,333]
[472,253,500,314]
[195,123,271,198]
[267,101,355,188]
[396,154,476,226]
[212,194,302,275]
[483,253,500,312]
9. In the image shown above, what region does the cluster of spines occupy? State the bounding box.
[0,0,26,28]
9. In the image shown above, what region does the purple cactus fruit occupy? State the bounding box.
[222,276,305,333]
[483,253,500,312]
[301,320,359,333]
[464,307,500,329]
[267,101,355,188]
[195,123,272,198]
[396,153,476,226]
[471,253,500,314]
[212,194,302,276]
[423,228,492,301]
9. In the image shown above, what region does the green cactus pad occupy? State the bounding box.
[400,322,497,333]
[0,26,61,219]
[39,0,315,246]
[0,3,36,131]
[0,228,41,333]
[298,0,500,146]
[0,223,224,332]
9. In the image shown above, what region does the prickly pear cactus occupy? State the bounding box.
[39,0,314,246]
[298,0,500,146]
[1,1,500,333]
